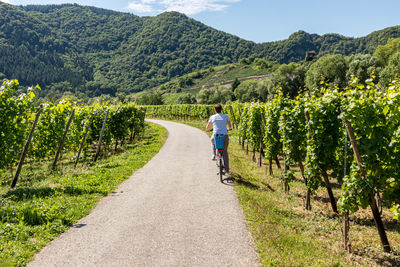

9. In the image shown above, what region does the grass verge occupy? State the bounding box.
[177,119,400,267]
[0,122,167,266]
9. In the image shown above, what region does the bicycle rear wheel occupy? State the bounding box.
[219,158,223,183]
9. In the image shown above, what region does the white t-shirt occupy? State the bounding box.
[209,113,230,135]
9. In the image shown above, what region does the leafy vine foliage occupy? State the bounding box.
[0,80,35,169]
[0,80,145,176]
[339,80,400,218]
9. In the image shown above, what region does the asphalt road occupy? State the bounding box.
[29,120,259,267]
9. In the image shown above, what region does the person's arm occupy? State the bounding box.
[206,121,212,132]
[227,121,232,131]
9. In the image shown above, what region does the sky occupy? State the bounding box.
[2,0,400,43]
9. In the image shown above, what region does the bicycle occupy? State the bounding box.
[214,133,225,183]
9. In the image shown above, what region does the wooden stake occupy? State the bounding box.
[11,110,41,188]
[342,126,350,250]
[94,110,109,162]
[74,116,93,167]
[260,111,267,127]
[228,106,237,130]
[259,114,265,167]
[322,170,338,213]
[298,161,311,210]
[274,155,281,169]
[269,157,273,175]
[343,212,351,252]
[305,110,337,213]
[238,108,242,145]
[283,155,290,193]
[51,109,75,173]
[341,107,391,253]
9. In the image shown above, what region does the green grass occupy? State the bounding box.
[0,122,167,266]
[176,119,400,267]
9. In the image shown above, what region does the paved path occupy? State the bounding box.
[29,120,259,267]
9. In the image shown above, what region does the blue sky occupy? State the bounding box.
[3,0,400,43]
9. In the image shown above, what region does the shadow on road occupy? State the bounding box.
[221,176,234,186]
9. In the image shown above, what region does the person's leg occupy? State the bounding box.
[211,135,216,159]
[223,135,229,173]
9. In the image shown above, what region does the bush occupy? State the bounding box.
[136,92,164,105]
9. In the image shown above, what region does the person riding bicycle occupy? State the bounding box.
[206,104,232,175]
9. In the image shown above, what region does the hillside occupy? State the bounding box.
[152,61,271,104]
[1,2,400,98]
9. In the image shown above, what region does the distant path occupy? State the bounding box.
[29,120,259,267]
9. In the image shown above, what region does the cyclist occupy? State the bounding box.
[206,104,232,175]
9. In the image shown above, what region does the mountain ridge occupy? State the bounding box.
[0,2,399,97]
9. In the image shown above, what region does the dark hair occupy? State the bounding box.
[214,104,222,113]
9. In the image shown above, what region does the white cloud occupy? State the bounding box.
[0,0,12,4]
[127,1,155,13]
[142,0,157,3]
[127,0,240,15]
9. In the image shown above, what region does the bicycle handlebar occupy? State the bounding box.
[207,128,232,132]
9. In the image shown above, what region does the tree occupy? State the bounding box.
[176,93,197,104]
[234,79,269,102]
[197,86,233,104]
[230,78,240,101]
[135,92,164,105]
[380,52,400,86]
[346,54,378,83]
[197,87,214,104]
[253,58,273,70]
[239,58,251,65]
[305,54,347,89]
[374,38,400,66]
[270,63,306,98]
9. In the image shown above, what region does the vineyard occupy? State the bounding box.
[0,80,172,266]
[2,76,400,264]
[0,80,146,187]
[145,78,400,255]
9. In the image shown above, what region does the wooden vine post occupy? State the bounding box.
[74,116,93,167]
[258,111,266,167]
[343,211,351,252]
[283,155,290,193]
[281,114,290,193]
[341,108,391,253]
[141,107,147,138]
[228,105,237,130]
[305,111,338,213]
[11,110,41,189]
[51,109,75,173]
[341,127,351,252]
[238,108,243,146]
[289,140,311,209]
[296,152,311,209]
[94,110,109,162]
[261,112,273,175]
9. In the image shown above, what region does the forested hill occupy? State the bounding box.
[255,27,400,63]
[1,2,400,98]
